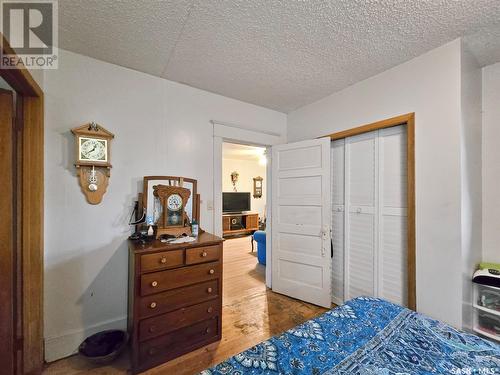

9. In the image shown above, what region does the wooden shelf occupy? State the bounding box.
[473,327,500,342]
[222,213,259,237]
[473,303,500,317]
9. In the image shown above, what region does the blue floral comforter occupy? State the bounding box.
[201,297,500,374]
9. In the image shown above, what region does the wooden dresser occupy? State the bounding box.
[128,232,224,374]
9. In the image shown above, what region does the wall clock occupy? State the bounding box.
[71,122,114,204]
[153,184,192,238]
[253,176,263,198]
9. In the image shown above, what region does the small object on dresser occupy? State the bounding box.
[147,225,154,236]
[192,219,199,237]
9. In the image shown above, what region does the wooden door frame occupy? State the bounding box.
[324,113,416,310]
[1,34,44,374]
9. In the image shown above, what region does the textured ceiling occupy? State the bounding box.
[59,0,500,113]
[464,23,500,67]
[223,142,265,161]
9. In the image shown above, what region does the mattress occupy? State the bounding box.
[201,297,500,374]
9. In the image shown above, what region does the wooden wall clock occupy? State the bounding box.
[71,122,114,204]
[253,176,263,198]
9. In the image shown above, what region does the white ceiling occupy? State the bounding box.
[222,142,265,161]
[59,0,500,113]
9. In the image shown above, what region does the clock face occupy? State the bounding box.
[167,194,183,212]
[79,137,107,162]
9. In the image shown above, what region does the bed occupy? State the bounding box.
[201,297,500,374]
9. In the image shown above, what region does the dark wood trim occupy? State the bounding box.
[406,115,416,311]
[0,35,43,97]
[21,95,45,372]
[0,33,44,374]
[0,89,15,375]
[325,113,417,311]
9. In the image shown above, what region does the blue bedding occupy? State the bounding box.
[201,297,500,374]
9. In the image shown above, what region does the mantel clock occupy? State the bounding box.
[153,184,192,238]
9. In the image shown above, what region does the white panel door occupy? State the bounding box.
[331,139,345,305]
[378,126,408,306]
[272,138,331,308]
[344,131,378,300]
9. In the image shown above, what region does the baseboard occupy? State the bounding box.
[331,296,344,306]
[44,316,127,362]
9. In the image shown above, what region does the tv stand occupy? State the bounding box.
[222,212,259,237]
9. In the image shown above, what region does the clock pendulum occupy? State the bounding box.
[88,166,98,191]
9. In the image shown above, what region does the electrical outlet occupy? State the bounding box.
[207,200,214,210]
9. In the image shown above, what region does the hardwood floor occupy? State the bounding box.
[43,236,328,375]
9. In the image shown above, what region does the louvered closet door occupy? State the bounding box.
[331,139,345,305]
[378,126,408,306]
[344,131,378,300]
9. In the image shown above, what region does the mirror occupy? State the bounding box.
[143,176,198,225]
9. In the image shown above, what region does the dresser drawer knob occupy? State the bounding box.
[205,328,211,334]
[201,251,208,257]
[151,281,158,287]
[209,269,215,275]
[149,302,157,309]
[149,326,156,333]
[207,287,213,293]
[160,257,167,264]
[207,307,213,313]
[148,348,157,356]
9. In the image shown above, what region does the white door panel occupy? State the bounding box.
[347,132,376,207]
[331,209,345,304]
[344,131,378,301]
[346,213,376,299]
[331,125,407,306]
[278,145,323,170]
[272,138,331,308]
[331,140,345,304]
[378,125,408,306]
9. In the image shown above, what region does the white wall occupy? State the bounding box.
[460,42,482,330]
[482,62,500,264]
[288,40,464,328]
[43,49,286,361]
[222,157,266,218]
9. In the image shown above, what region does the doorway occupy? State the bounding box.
[222,142,268,292]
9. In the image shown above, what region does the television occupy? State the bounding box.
[223,192,251,213]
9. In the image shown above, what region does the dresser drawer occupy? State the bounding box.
[140,250,184,273]
[140,261,221,296]
[139,280,219,318]
[139,300,219,341]
[185,245,220,265]
[139,318,219,364]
